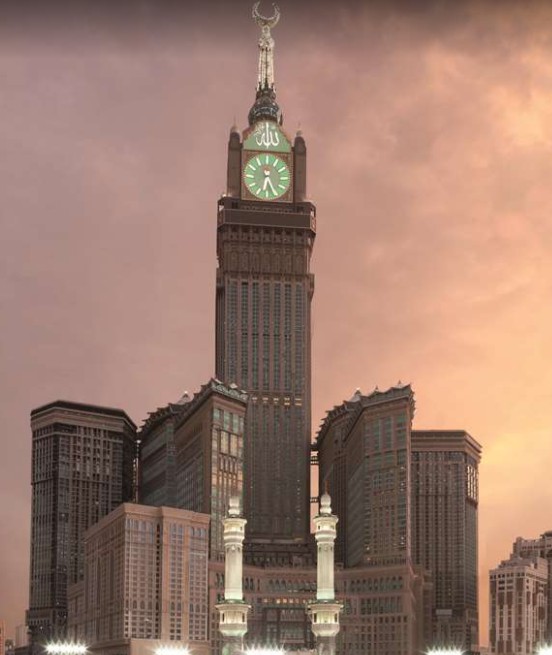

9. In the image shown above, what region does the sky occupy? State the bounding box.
[1,0,552,644]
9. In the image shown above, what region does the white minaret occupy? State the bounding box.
[307,491,342,655]
[216,497,251,655]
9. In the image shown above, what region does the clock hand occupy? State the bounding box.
[266,177,277,195]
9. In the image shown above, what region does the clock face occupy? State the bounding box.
[243,153,291,201]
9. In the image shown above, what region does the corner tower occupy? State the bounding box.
[215,3,316,553]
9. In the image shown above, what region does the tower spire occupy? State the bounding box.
[248,2,281,125]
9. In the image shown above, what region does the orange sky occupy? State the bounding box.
[1,0,552,644]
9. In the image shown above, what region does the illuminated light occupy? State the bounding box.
[536,646,552,655]
[155,647,190,655]
[426,649,463,655]
[45,643,87,655]
[245,648,286,655]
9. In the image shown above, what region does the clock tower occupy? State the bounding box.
[215,3,316,557]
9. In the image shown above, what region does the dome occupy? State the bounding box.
[248,86,280,126]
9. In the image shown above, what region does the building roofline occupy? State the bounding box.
[411,429,482,455]
[84,502,210,540]
[315,384,414,446]
[172,378,248,431]
[30,399,136,429]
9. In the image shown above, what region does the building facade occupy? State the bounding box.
[172,379,247,561]
[316,385,415,569]
[67,504,210,655]
[138,393,190,508]
[314,385,429,655]
[512,531,552,641]
[14,626,27,650]
[27,401,136,644]
[214,10,315,551]
[411,430,482,651]
[489,555,548,655]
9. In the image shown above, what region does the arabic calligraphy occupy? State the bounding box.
[255,122,280,148]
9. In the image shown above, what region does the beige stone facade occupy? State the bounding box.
[209,559,431,655]
[67,504,210,655]
[489,555,548,655]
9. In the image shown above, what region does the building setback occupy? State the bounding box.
[411,430,482,651]
[489,555,548,655]
[67,504,210,655]
[27,401,136,645]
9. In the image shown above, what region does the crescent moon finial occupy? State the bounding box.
[252,2,280,30]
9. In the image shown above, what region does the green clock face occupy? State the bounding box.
[243,153,290,200]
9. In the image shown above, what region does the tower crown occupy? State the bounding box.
[249,2,281,125]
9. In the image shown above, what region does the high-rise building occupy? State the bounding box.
[138,392,191,508]
[27,401,136,644]
[316,385,415,569]
[411,430,482,651]
[0,620,6,655]
[315,385,429,655]
[314,391,361,564]
[489,555,548,655]
[67,503,210,655]
[214,2,315,553]
[172,379,247,560]
[511,531,552,641]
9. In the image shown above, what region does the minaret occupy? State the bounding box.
[308,492,342,655]
[216,497,251,655]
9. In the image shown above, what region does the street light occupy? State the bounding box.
[45,643,87,655]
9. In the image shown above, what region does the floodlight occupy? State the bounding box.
[155,647,190,655]
[45,643,87,655]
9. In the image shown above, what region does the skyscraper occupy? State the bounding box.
[215,4,315,553]
[172,379,247,560]
[316,385,415,568]
[315,385,428,655]
[411,430,482,651]
[27,401,136,645]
